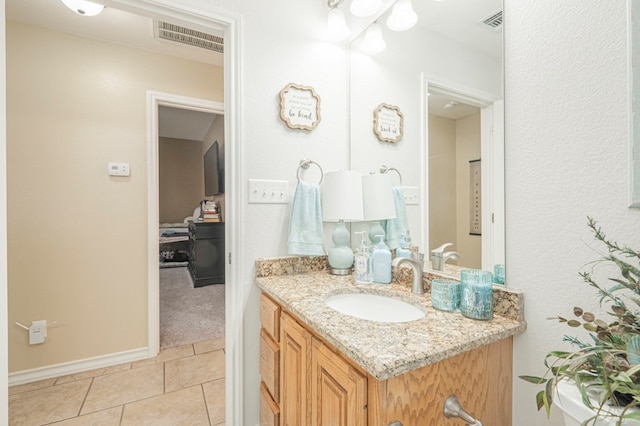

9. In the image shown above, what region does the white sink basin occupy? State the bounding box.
[325,293,425,323]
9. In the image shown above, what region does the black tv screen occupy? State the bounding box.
[204,141,224,195]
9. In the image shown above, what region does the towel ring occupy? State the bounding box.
[297,159,324,184]
[380,165,402,185]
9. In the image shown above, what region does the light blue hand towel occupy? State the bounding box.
[288,180,325,256]
[384,186,409,250]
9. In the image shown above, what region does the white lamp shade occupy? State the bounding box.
[362,173,396,220]
[61,0,104,16]
[350,0,382,17]
[322,170,364,222]
[386,0,418,32]
[327,8,351,42]
[361,23,387,55]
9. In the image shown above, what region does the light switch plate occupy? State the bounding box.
[402,186,419,205]
[248,179,289,204]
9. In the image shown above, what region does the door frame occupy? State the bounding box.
[421,76,504,270]
[100,1,244,424]
[146,92,224,354]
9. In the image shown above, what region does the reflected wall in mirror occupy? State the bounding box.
[349,0,505,276]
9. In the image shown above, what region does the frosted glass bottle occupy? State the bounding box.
[354,232,373,284]
[372,235,392,284]
[395,230,412,259]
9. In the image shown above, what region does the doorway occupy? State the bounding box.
[422,78,505,271]
[2,0,242,424]
[154,100,225,350]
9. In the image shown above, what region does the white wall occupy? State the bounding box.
[506,1,640,424]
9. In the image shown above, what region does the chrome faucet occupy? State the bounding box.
[393,252,425,294]
[430,243,460,271]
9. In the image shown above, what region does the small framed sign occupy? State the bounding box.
[373,103,404,143]
[279,83,321,131]
[469,159,481,235]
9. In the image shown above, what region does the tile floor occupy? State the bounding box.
[8,338,225,426]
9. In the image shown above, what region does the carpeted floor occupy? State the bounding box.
[159,267,225,350]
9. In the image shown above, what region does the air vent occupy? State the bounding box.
[480,10,503,31]
[154,21,224,53]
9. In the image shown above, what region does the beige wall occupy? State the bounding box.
[159,138,204,224]
[428,115,457,251]
[455,113,481,269]
[6,21,222,372]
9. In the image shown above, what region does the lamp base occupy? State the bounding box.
[329,267,351,276]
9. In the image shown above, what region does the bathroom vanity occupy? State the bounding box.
[255,257,526,426]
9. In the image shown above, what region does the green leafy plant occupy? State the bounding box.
[520,218,640,425]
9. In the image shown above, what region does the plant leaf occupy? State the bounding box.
[519,375,547,384]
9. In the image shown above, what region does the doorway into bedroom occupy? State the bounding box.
[157,102,226,350]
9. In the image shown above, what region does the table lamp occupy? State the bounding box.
[362,173,397,243]
[322,170,364,275]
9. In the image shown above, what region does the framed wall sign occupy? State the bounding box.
[469,159,482,235]
[279,83,321,131]
[373,103,404,143]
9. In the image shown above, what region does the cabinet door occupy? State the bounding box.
[374,337,512,426]
[310,338,367,426]
[280,312,312,426]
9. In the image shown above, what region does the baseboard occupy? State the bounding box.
[8,347,151,387]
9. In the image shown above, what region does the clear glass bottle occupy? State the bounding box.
[354,232,373,284]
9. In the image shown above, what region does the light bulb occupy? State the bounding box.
[327,7,351,42]
[361,23,386,55]
[386,0,418,32]
[60,0,104,16]
[350,0,382,18]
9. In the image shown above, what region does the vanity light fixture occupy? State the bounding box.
[386,0,418,32]
[350,0,382,18]
[327,0,351,42]
[443,101,459,110]
[322,170,365,275]
[361,22,387,54]
[60,0,104,16]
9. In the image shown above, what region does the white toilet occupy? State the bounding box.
[554,380,640,425]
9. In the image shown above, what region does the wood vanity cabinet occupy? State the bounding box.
[259,292,512,426]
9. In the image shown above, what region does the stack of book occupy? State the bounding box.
[201,200,221,222]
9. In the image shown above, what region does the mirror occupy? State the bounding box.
[349,0,505,276]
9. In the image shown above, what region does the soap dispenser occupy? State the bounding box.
[354,232,373,284]
[395,230,412,259]
[372,235,392,284]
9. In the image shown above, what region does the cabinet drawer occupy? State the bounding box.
[260,328,280,403]
[260,293,281,342]
[260,381,280,426]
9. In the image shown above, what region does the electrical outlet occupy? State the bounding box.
[248,179,289,204]
[29,320,47,345]
[402,186,419,205]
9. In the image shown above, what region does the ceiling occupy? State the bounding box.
[5,0,501,128]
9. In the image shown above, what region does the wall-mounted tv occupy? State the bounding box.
[204,140,224,195]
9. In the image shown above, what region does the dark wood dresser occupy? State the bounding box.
[188,221,225,287]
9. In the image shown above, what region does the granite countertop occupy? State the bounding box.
[255,257,526,381]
